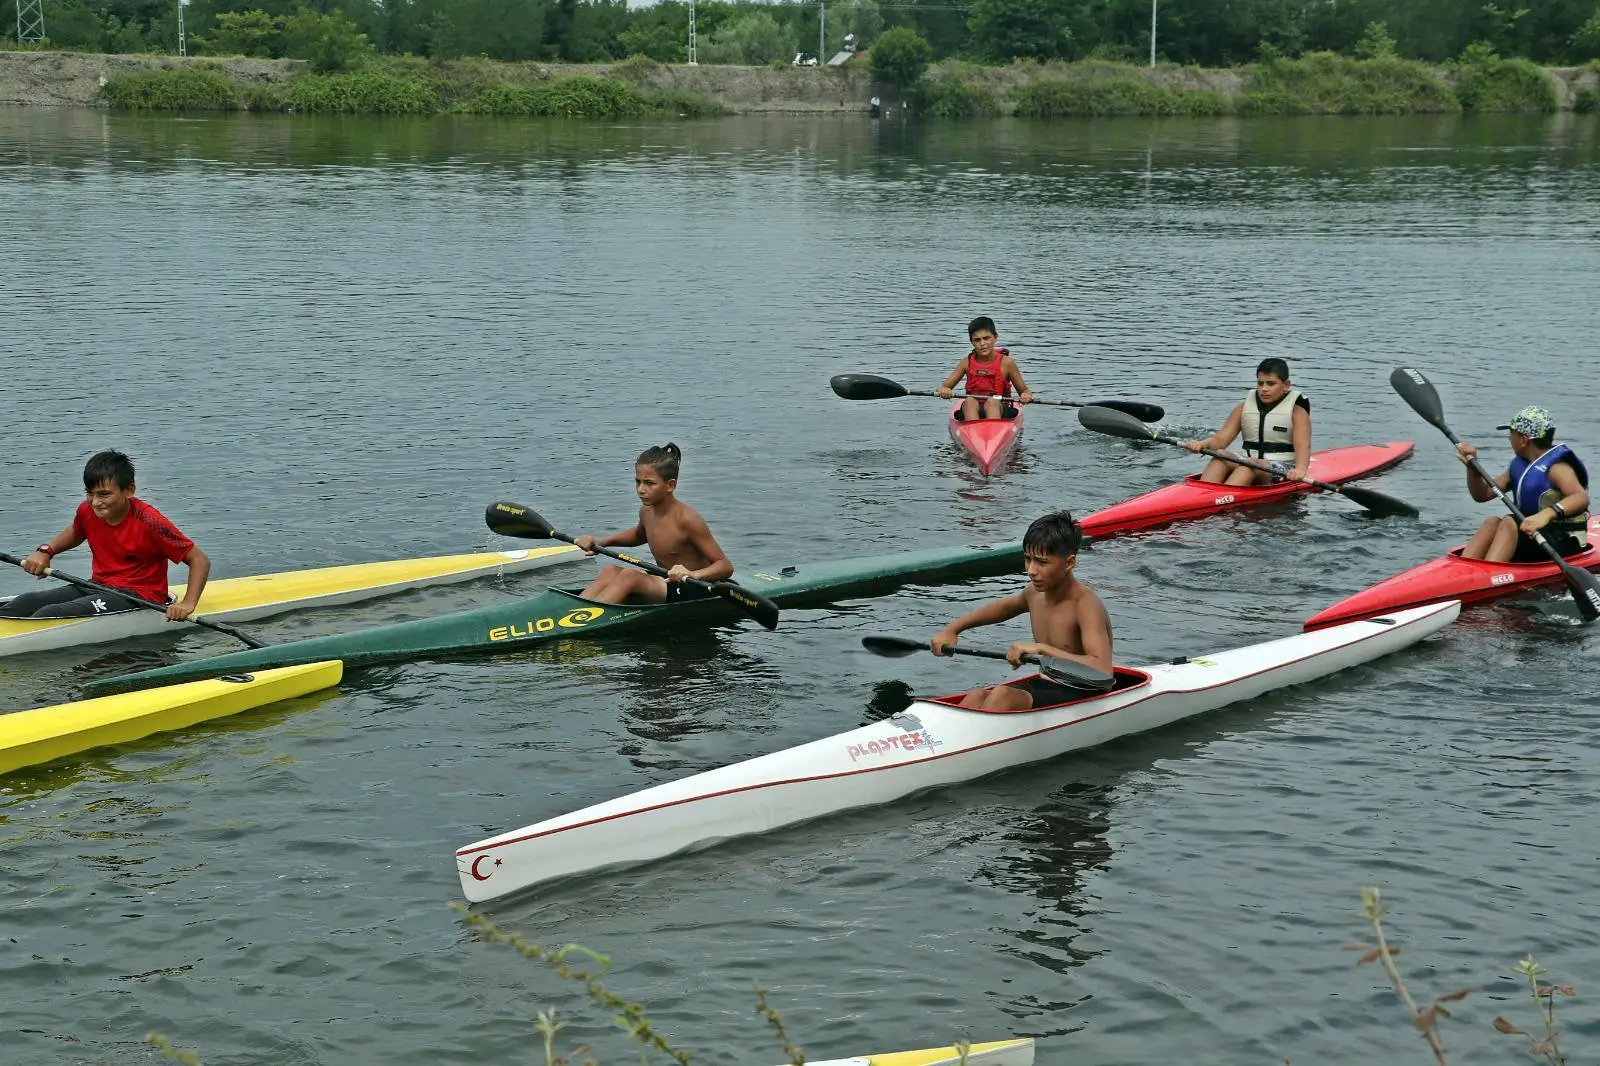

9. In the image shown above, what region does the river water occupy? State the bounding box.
[2,107,1598,1066]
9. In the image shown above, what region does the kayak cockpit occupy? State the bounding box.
[924,667,1152,714]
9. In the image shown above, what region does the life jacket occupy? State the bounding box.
[964,347,1011,398]
[1510,443,1590,545]
[1239,388,1305,458]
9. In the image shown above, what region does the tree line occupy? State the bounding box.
[6,0,1600,70]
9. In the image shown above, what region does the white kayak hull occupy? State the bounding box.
[795,1039,1033,1066]
[0,546,582,658]
[457,600,1459,902]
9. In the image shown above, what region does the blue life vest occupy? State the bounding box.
[1509,443,1589,541]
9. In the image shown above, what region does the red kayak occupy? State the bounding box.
[1079,441,1414,539]
[1305,514,1600,630]
[948,401,1023,476]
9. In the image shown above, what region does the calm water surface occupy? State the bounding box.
[1,107,1598,1066]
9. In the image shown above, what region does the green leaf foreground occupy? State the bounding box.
[144,893,1576,1065]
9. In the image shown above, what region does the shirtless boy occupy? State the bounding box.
[930,511,1113,711]
[573,443,735,605]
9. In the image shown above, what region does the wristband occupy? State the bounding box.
[1550,501,1568,520]
[36,543,54,558]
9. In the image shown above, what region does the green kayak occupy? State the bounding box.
[85,539,1023,694]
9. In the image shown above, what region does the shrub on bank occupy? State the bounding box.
[287,70,442,113]
[101,64,241,110]
[1453,44,1559,112]
[1011,76,1228,117]
[1240,52,1459,114]
[918,66,1000,117]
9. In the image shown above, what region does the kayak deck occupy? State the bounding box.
[0,661,343,776]
[1079,441,1414,539]
[1306,514,1600,630]
[947,401,1023,476]
[799,1039,1034,1066]
[84,540,1027,695]
[0,546,582,658]
[454,600,1459,902]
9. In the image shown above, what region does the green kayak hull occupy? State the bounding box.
[85,540,1023,694]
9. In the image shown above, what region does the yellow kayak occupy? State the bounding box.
[778,1039,1034,1066]
[0,545,582,657]
[0,660,343,776]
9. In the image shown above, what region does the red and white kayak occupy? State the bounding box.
[947,401,1023,475]
[1079,441,1414,539]
[455,599,1458,902]
[1305,514,1600,630]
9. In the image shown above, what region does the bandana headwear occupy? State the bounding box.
[1496,406,1555,438]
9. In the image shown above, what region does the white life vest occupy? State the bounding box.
[1239,388,1304,458]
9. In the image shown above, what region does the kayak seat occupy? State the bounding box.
[952,403,1020,423]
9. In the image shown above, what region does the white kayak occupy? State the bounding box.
[0,545,581,658]
[456,600,1459,903]
[787,1039,1033,1066]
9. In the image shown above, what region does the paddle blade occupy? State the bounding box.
[1038,656,1116,693]
[1095,400,1166,423]
[1559,562,1600,623]
[1077,405,1158,441]
[861,635,926,658]
[1334,483,1420,519]
[713,583,780,630]
[485,501,555,540]
[830,373,910,401]
[1390,367,1447,430]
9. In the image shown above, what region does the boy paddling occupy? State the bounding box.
[574,443,735,605]
[935,316,1035,422]
[931,512,1113,711]
[1184,357,1311,485]
[2,450,212,621]
[1456,406,1590,562]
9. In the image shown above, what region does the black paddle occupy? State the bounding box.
[1077,405,1420,519]
[1390,367,1600,624]
[861,634,1116,692]
[485,502,780,631]
[0,551,268,648]
[830,373,1165,424]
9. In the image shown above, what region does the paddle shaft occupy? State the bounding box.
[921,388,1143,414]
[0,552,267,648]
[861,634,1114,690]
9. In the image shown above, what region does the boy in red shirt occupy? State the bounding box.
[935,315,1034,422]
[2,450,212,620]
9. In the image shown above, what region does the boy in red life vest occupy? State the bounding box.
[2,450,212,620]
[935,316,1034,422]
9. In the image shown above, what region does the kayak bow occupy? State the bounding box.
[455,600,1459,902]
[1305,515,1600,630]
[947,402,1023,476]
[1078,442,1413,539]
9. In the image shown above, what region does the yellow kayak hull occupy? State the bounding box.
[0,545,582,657]
[789,1039,1034,1066]
[0,660,343,776]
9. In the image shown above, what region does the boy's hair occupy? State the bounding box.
[1023,511,1083,558]
[967,316,997,339]
[1256,357,1291,381]
[636,442,682,482]
[83,449,136,491]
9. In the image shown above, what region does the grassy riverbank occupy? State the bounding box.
[0,49,1591,117]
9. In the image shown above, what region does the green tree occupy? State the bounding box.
[1571,6,1600,58]
[281,8,371,70]
[1353,20,1397,58]
[699,12,794,65]
[867,24,930,86]
[969,0,1072,61]
[195,9,280,56]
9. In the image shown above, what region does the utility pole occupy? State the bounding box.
[687,0,697,64]
[178,0,189,56]
[1149,0,1157,67]
[15,0,44,42]
[819,1,825,62]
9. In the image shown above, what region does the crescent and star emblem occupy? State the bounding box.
[468,855,503,881]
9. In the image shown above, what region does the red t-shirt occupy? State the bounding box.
[72,498,195,604]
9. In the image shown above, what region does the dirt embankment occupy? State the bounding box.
[0,50,1595,112]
